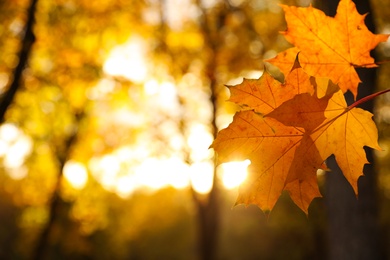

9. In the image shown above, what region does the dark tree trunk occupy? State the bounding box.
[193,182,219,260]
[315,0,384,259]
[0,0,38,123]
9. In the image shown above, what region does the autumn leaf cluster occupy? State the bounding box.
[211,0,389,214]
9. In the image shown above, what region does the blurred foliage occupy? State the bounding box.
[0,0,389,259]
[371,0,390,257]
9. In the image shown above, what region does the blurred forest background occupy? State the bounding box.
[0,0,390,259]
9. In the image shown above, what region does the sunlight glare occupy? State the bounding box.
[4,135,33,169]
[144,79,159,95]
[159,81,178,110]
[89,154,121,191]
[220,160,250,189]
[0,123,20,142]
[116,175,137,198]
[188,124,214,162]
[144,79,180,113]
[136,158,167,190]
[136,157,190,190]
[89,148,251,196]
[103,36,148,83]
[63,161,88,189]
[190,161,214,194]
[0,123,33,179]
[89,149,191,198]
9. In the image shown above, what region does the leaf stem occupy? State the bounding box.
[348,88,390,109]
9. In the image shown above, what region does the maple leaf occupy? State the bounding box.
[211,62,380,214]
[227,60,314,115]
[213,111,308,211]
[268,82,381,197]
[266,0,389,98]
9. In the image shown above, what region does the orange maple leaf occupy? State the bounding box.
[211,62,380,214]
[268,77,381,204]
[227,61,314,115]
[266,0,389,98]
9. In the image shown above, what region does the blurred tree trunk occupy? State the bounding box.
[192,180,219,260]
[0,0,82,258]
[157,1,221,258]
[32,112,82,260]
[314,0,384,259]
[193,2,221,259]
[0,0,38,123]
